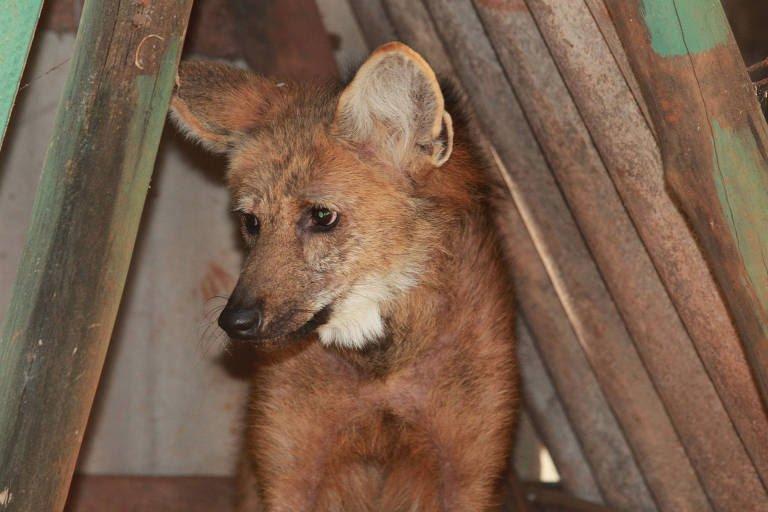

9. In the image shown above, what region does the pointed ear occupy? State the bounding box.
[334,42,454,169]
[170,60,286,153]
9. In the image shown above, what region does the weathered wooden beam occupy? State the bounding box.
[228,0,338,81]
[520,0,768,487]
[421,0,710,509]
[517,321,602,503]
[0,0,44,150]
[0,1,192,510]
[474,1,767,508]
[604,0,768,412]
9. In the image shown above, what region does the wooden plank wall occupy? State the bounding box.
[348,1,768,511]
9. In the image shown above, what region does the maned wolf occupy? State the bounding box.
[171,42,518,511]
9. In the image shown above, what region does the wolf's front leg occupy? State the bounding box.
[255,454,383,512]
[427,397,516,510]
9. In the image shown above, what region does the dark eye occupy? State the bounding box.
[240,213,260,236]
[310,207,339,230]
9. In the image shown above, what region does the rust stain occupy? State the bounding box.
[659,97,682,125]
[132,13,151,28]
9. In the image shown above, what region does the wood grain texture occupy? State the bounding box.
[604,0,768,414]
[381,0,454,77]
[474,1,767,509]
[0,0,44,150]
[521,0,768,488]
[0,1,192,510]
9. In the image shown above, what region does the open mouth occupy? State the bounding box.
[292,303,333,338]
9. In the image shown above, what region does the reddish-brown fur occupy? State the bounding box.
[171,44,518,511]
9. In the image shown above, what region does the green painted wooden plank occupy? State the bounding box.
[0,1,193,510]
[0,0,44,150]
[640,0,729,56]
[606,0,768,414]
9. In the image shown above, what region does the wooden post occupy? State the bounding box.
[0,0,44,150]
[604,0,768,410]
[0,1,192,510]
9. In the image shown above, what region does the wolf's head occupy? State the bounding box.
[170,43,456,350]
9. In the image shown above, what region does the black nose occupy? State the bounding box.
[218,305,263,339]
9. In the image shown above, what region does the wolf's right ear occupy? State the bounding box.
[170,60,286,153]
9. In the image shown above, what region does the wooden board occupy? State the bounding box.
[0,29,250,478]
[347,0,397,49]
[65,475,235,512]
[0,0,352,479]
[0,1,193,509]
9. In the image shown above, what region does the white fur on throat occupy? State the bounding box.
[318,271,416,350]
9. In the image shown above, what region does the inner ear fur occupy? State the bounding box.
[335,42,454,168]
[170,60,287,153]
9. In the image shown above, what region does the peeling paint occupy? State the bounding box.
[711,119,768,315]
[641,0,729,56]
[0,1,45,147]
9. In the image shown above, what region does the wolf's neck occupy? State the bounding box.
[331,202,511,377]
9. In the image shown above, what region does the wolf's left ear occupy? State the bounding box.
[334,42,453,169]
